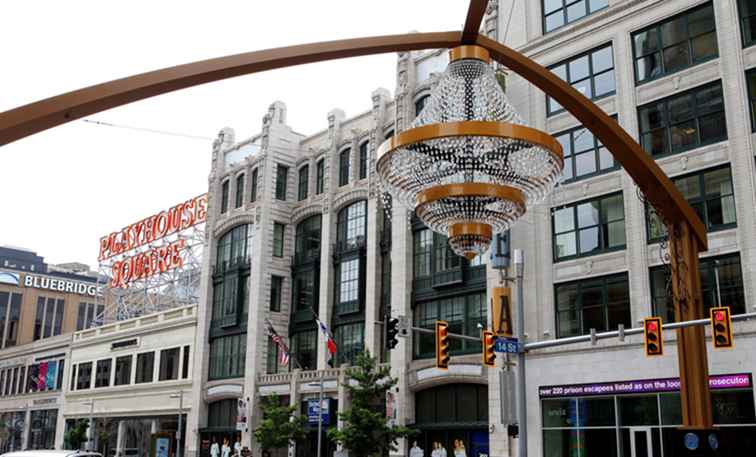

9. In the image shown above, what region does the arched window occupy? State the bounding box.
[207,399,238,428]
[415,94,430,117]
[211,225,251,379]
[339,149,351,186]
[336,201,367,249]
[295,215,322,263]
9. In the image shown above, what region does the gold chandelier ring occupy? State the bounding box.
[376,120,564,166]
[415,182,527,208]
[448,222,493,239]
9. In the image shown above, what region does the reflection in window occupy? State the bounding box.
[556,122,616,182]
[336,259,360,314]
[413,293,486,359]
[334,322,364,366]
[295,215,322,262]
[646,166,736,242]
[633,3,718,84]
[738,0,756,48]
[209,334,246,380]
[337,201,367,249]
[291,330,317,371]
[547,44,615,115]
[552,193,626,261]
[159,348,180,381]
[135,352,154,384]
[555,273,631,338]
[651,253,746,322]
[638,81,726,158]
[543,0,609,33]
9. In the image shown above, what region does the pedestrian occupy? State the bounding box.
[210,437,220,457]
[222,437,231,457]
[410,440,424,457]
[234,435,242,457]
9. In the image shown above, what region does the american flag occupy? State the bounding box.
[267,323,290,367]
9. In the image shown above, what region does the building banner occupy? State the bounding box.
[37,362,48,391]
[539,373,752,398]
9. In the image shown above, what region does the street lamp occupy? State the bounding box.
[80,400,94,452]
[307,373,326,457]
[169,391,184,457]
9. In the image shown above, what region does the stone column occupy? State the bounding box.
[21,408,30,450]
[388,205,413,457]
[115,420,126,457]
[363,198,381,356]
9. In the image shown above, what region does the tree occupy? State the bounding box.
[63,419,89,450]
[328,351,416,457]
[253,395,307,452]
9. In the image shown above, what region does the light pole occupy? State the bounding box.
[170,391,184,457]
[307,372,325,457]
[514,249,527,457]
[81,400,94,451]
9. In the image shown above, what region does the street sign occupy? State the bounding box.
[307,398,329,425]
[495,337,520,354]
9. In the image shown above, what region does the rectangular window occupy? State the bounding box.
[114,355,132,386]
[543,0,609,33]
[555,273,631,338]
[33,297,45,341]
[0,292,7,346]
[633,3,718,84]
[359,142,368,180]
[556,122,616,182]
[413,229,433,278]
[738,0,756,48]
[159,348,180,381]
[413,292,487,359]
[335,322,364,366]
[53,299,64,336]
[267,336,279,374]
[209,334,247,380]
[221,180,229,214]
[250,168,259,202]
[273,222,285,257]
[55,360,64,390]
[547,44,615,115]
[647,166,736,242]
[275,164,288,200]
[135,352,155,384]
[182,345,190,379]
[316,159,325,194]
[339,149,351,186]
[638,81,726,158]
[94,359,111,388]
[76,362,92,390]
[746,68,756,131]
[70,365,77,392]
[651,253,746,322]
[298,165,309,201]
[235,173,245,208]
[292,331,317,370]
[6,293,21,347]
[552,192,626,261]
[337,258,360,314]
[270,275,283,312]
[76,302,87,331]
[42,297,56,338]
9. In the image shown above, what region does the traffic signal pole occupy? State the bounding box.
[513,249,527,457]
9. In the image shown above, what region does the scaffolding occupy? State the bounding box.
[94,223,205,324]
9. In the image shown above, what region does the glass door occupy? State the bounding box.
[629,427,654,457]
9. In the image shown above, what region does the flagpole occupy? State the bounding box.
[310,306,336,368]
[265,319,303,370]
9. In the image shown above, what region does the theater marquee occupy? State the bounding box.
[99,194,207,288]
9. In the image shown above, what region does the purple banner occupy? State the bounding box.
[539,373,752,398]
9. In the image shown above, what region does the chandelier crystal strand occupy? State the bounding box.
[377,45,563,258]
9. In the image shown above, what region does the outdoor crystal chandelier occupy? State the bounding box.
[377,45,564,259]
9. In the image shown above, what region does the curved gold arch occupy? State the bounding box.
[0,0,711,428]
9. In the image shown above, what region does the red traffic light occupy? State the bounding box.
[710,307,733,349]
[647,321,657,331]
[643,317,663,356]
[714,311,725,322]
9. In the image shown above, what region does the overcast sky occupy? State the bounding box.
[0,0,467,268]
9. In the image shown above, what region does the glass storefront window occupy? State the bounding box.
[28,409,57,450]
[619,395,659,426]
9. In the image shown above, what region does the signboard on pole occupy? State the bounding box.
[307,398,329,425]
[495,337,520,354]
[236,399,248,431]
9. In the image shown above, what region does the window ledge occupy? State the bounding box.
[553,249,628,283]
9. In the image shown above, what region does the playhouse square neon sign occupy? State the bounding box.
[99,194,207,288]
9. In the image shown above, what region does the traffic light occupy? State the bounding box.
[435,320,450,370]
[710,306,733,349]
[482,330,496,367]
[643,317,663,356]
[385,315,400,350]
[492,287,513,337]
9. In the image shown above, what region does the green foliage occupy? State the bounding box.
[327,351,417,457]
[64,419,89,450]
[253,394,307,451]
